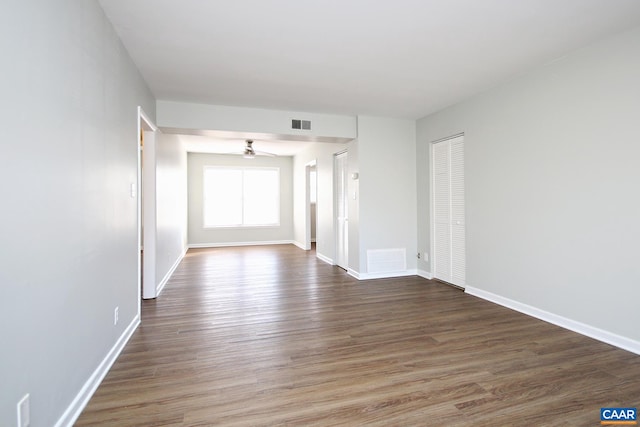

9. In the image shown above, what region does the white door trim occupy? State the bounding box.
[137,107,158,301]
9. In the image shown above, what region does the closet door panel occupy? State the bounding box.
[432,135,465,287]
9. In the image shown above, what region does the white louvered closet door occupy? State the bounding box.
[432,135,465,288]
[433,142,451,283]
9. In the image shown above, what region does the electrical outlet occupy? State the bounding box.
[17,393,30,427]
[114,306,119,326]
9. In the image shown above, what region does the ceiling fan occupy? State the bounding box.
[241,139,276,159]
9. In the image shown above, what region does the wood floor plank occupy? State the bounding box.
[76,245,640,426]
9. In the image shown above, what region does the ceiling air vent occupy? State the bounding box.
[292,119,311,130]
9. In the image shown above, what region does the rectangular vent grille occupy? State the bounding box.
[292,119,311,130]
[367,248,406,274]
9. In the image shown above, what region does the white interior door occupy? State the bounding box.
[432,135,465,287]
[335,151,348,269]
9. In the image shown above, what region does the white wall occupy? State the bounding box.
[0,0,155,425]
[346,139,360,272]
[417,27,640,347]
[356,116,418,277]
[157,101,357,142]
[293,143,348,261]
[155,134,188,292]
[188,153,294,246]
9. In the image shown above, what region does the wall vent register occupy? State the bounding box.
[292,119,311,130]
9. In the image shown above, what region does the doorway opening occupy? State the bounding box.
[305,160,317,251]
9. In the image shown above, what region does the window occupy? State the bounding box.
[203,166,280,228]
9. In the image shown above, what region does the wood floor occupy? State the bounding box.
[77,245,640,426]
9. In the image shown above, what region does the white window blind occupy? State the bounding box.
[203,167,280,228]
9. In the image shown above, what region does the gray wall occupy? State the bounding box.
[155,134,188,288]
[0,0,155,425]
[357,116,418,275]
[417,27,640,343]
[188,153,294,246]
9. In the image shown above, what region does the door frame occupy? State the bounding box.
[137,107,158,302]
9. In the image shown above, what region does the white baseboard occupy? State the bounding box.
[292,241,315,251]
[465,286,640,356]
[156,247,187,297]
[417,270,433,280]
[188,240,294,248]
[54,314,140,427]
[316,252,333,265]
[350,269,419,281]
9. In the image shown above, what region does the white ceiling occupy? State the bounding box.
[100,0,640,120]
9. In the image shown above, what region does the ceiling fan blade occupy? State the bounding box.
[253,150,277,157]
[215,139,278,157]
